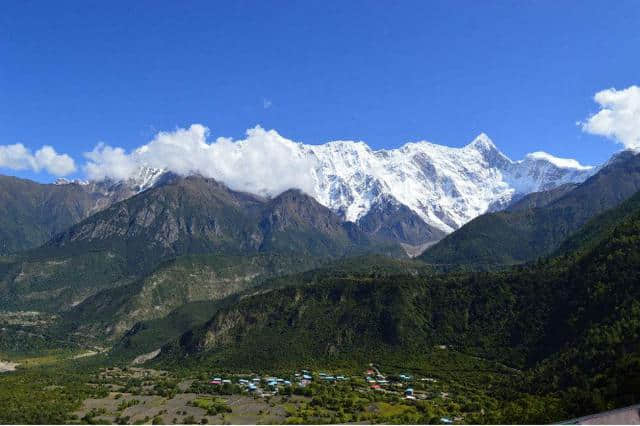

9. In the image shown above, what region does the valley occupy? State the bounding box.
[4,4,639,424]
[1,150,639,425]
[1,346,540,424]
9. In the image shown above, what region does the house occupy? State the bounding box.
[210,380,222,385]
[248,384,257,391]
[302,374,312,380]
[440,417,453,424]
[405,388,414,396]
[284,380,292,386]
[222,379,232,384]
[370,384,381,390]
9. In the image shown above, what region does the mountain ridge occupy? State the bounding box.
[54,133,596,240]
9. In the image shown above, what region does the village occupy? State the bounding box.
[73,364,464,424]
[206,365,441,402]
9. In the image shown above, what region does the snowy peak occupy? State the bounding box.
[464,133,498,152]
[54,177,89,186]
[301,134,595,233]
[127,166,166,192]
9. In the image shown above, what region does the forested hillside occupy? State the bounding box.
[158,188,640,419]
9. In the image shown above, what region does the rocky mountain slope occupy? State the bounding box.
[0,175,140,255]
[0,176,400,313]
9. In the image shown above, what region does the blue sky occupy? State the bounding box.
[1,0,639,181]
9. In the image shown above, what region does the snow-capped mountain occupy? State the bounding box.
[300,133,594,233]
[59,133,595,238]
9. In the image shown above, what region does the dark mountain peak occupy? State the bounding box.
[357,194,446,249]
[601,149,640,169]
[267,189,335,216]
[270,187,313,202]
[261,188,345,235]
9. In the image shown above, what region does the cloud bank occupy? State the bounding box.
[0,144,76,176]
[84,124,317,196]
[581,85,640,149]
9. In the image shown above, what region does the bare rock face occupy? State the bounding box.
[46,177,382,263]
[131,349,160,365]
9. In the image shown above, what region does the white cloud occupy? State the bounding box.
[83,124,317,196]
[581,85,640,149]
[34,146,77,176]
[84,144,139,181]
[0,143,76,176]
[263,98,272,109]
